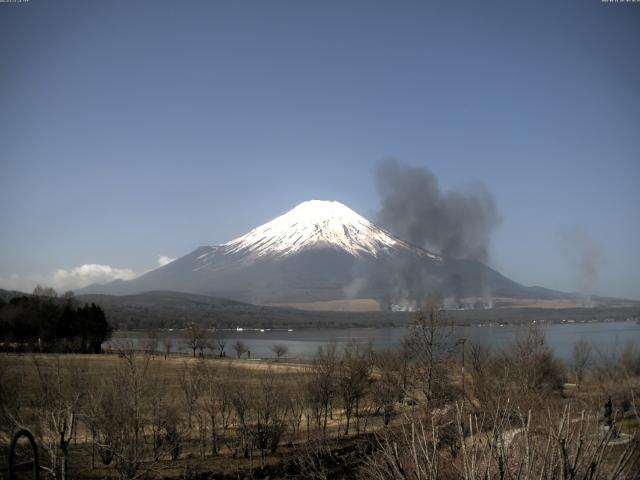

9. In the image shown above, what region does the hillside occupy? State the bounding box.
[4,288,637,331]
[78,200,570,307]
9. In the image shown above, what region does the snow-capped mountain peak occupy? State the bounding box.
[221,200,431,259]
[78,199,537,305]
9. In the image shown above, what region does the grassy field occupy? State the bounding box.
[1,352,308,396]
[0,351,414,479]
[3,326,640,480]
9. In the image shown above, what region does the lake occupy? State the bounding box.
[108,320,640,362]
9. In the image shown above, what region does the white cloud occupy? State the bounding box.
[0,264,137,294]
[52,264,137,290]
[157,255,176,266]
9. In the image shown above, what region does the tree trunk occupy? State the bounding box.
[61,447,68,480]
[211,415,218,455]
[344,409,351,436]
[384,407,391,426]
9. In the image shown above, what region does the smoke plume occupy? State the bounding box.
[375,159,501,263]
[558,225,604,296]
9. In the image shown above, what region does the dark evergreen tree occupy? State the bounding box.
[0,292,112,353]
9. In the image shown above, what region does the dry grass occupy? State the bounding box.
[265,298,382,312]
[264,296,638,312]
[1,353,319,478]
[1,352,309,400]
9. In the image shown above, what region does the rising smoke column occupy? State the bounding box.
[375,159,501,263]
[558,225,604,301]
[363,159,502,308]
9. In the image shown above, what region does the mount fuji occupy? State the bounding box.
[80,200,554,308]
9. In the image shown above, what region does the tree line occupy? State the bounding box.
[0,286,112,353]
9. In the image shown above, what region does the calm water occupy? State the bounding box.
[108,320,640,361]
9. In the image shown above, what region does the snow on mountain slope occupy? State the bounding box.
[77,199,541,304]
[218,200,439,260]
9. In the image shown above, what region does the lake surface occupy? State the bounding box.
[108,320,640,361]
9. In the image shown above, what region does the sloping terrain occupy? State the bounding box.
[79,200,560,306]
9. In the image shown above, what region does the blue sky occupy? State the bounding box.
[1,0,639,298]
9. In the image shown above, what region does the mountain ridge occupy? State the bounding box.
[78,200,581,308]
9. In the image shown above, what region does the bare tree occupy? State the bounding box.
[233,340,248,359]
[365,402,640,480]
[306,343,338,437]
[373,349,405,426]
[197,328,214,358]
[200,361,234,455]
[467,327,564,413]
[230,367,291,466]
[161,335,173,360]
[253,368,289,461]
[271,344,289,362]
[216,336,227,358]
[230,381,254,460]
[287,381,306,438]
[0,359,26,441]
[33,284,58,298]
[150,398,182,462]
[142,327,159,357]
[294,438,336,480]
[61,290,76,306]
[32,356,85,480]
[179,360,205,430]
[404,298,453,407]
[365,416,440,480]
[467,341,499,410]
[508,323,565,409]
[88,350,170,479]
[338,340,372,435]
[620,341,640,376]
[572,337,592,383]
[184,322,207,358]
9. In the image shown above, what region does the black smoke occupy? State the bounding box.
[375,159,501,263]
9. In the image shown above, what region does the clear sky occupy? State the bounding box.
[1,0,639,298]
